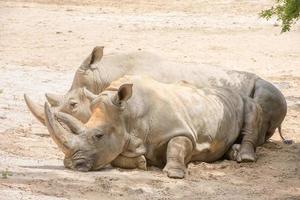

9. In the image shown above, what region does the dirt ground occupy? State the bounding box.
[0,0,299,199]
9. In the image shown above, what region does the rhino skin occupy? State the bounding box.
[44,75,262,178]
[25,46,287,145]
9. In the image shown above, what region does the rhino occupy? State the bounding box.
[43,75,263,178]
[24,46,288,146]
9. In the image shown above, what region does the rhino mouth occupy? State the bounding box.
[72,157,92,172]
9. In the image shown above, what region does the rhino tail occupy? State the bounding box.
[278,125,293,145]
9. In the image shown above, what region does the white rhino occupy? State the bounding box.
[44,75,262,178]
[25,46,287,146]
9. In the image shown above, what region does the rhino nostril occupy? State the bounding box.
[75,161,90,172]
[77,166,90,172]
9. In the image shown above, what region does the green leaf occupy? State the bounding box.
[260,0,300,32]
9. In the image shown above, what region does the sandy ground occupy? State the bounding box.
[0,0,300,199]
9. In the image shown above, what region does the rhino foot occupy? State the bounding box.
[163,167,185,179]
[225,144,241,161]
[283,139,293,145]
[238,153,256,163]
[137,156,147,170]
[237,142,256,163]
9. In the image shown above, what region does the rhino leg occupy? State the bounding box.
[237,98,262,163]
[253,79,287,145]
[111,155,147,170]
[163,136,193,179]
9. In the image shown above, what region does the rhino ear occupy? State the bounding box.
[45,93,63,107]
[90,46,104,65]
[112,84,133,106]
[79,46,104,71]
[118,84,133,101]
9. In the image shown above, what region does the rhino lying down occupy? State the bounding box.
[25,46,287,146]
[44,75,262,179]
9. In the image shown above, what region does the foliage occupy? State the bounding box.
[1,169,12,179]
[260,0,300,32]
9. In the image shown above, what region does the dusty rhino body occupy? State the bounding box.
[44,75,262,178]
[25,47,287,145]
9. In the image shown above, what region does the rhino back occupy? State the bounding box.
[126,56,258,97]
[73,51,258,97]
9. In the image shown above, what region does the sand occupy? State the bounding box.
[0,0,299,199]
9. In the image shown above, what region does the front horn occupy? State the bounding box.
[24,94,46,125]
[44,103,77,156]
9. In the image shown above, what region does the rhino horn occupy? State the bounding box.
[83,87,98,101]
[24,94,46,125]
[79,46,104,71]
[44,103,78,156]
[55,111,85,135]
[45,93,63,107]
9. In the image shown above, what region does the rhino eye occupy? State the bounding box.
[94,133,104,140]
[69,102,78,108]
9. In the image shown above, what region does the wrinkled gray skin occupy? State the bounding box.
[25,46,287,146]
[44,75,263,178]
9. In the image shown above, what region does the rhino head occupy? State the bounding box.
[24,46,108,124]
[44,83,144,171]
[24,87,97,125]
